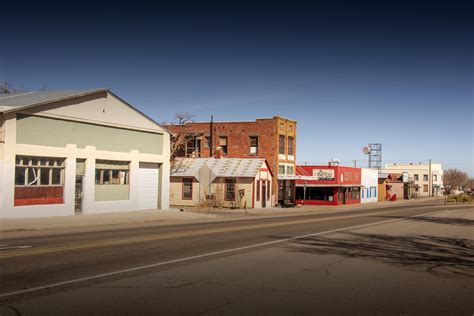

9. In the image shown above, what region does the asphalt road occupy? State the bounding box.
[1,200,473,315]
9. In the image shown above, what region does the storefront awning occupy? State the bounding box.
[296,184,363,188]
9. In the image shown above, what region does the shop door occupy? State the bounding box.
[262,182,267,208]
[75,176,84,213]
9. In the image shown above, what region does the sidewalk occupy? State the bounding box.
[1,197,443,238]
[183,196,444,217]
[0,209,218,237]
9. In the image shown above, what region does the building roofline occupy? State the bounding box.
[1,88,109,114]
[182,115,297,124]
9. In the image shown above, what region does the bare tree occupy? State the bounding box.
[0,81,27,94]
[443,168,469,193]
[0,81,47,94]
[166,112,201,173]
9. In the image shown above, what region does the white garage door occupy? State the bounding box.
[137,162,160,210]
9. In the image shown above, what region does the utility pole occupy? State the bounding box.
[429,159,432,197]
[209,115,213,157]
[353,160,357,168]
[209,115,213,205]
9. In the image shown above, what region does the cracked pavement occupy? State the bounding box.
[1,203,473,315]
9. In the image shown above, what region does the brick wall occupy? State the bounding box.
[166,116,297,204]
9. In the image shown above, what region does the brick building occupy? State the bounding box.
[166,116,297,206]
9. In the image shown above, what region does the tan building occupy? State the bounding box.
[0,89,170,218]
[382,163,443,196]
[170,158,273,209]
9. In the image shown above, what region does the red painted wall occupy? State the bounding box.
[295,165,361,206]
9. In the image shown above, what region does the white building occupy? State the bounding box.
[0,89,170,218]
[361,168,378,203]
[382,163,443,197]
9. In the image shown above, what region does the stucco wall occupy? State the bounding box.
[361,168,378,203]
[16,114,163,155]
[170,177,256,209]
[95,185,130,201]
[0,97,170,218]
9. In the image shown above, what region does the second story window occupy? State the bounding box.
[288,136,294,156]
[219,136,228,155]
[433,174,437,181]
[185,138,201,158]
[423,174,428,181]
[204,136,211,148]
[279,135,285,155]
[249,136,258,154]
[414,174,419,181]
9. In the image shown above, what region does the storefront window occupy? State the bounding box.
[14,155,65,206]
[95,160,130,185]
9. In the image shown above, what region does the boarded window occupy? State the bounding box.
[219,136,228,154]
[249,136,258,154]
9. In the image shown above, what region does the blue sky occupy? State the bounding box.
[1,2,472,174]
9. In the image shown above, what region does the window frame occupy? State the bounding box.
[219,136,228,155]
[95,160,130,185]
[182,178,193,200]
[288,136,294,156]
[225,179,236,201]
[15,155,65,187]
[278,135,285,155]
[256,180,261,201]
[249,136,259,155]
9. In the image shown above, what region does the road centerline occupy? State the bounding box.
[0,208,447,299]
[0,206,441,259]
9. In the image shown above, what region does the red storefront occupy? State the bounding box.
[295,165,361,205]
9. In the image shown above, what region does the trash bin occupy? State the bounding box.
[391,194,397,201]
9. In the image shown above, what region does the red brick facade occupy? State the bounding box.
[166,116,297,205]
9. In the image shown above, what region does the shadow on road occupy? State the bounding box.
[376,215,474,226]
[285,233,474,278]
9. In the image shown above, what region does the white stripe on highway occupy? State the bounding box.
[0,209,445,299]
[0,245,33,251]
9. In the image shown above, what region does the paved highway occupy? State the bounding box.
[0,200,472,314]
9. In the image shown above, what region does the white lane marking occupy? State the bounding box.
[0,209,446,299]
[0,245,33,251]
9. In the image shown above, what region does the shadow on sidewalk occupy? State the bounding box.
[283,232,474,278]
[375,215,474,227]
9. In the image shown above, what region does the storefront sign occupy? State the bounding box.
[312,169,335,180]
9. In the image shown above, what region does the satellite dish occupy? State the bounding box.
[362,146,371,154]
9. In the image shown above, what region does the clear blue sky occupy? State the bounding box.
[1,2,472,175]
